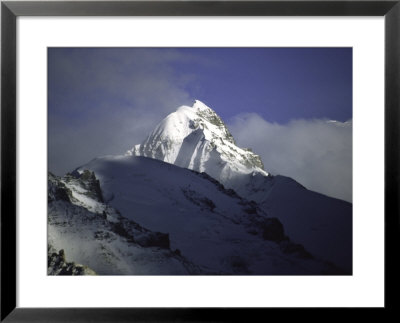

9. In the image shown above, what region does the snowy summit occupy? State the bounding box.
[127,100,268,188]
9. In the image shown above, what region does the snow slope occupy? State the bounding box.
[48,172,204,275]
[127,100,352,272]
[259,176,352,272]
[76,155,342,274]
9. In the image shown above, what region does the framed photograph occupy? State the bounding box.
[1,0,399,321]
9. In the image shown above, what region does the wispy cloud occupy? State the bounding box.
[48,48,209,175]
[227,113,352,202]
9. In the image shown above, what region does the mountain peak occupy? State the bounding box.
[128,100,268,187]
[192,99,208,110]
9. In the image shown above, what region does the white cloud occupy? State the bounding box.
[228,113,352,202]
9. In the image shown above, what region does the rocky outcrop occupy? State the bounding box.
[48,246,96,275]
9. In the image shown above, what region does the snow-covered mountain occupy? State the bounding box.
[127,100,352,272]
[71,156,341,274]
[49,99,352,275]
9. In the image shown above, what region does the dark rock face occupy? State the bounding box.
[75,170,104,202]
[109,222,134,242]
[110,219,171,249]
[260,218,285,242]
[192,171,226,191]
[48,247,96,275]
[195,107,236,145]
[242,200,259,215]
[135,232,170,249]
[182,188,216,212]
[49,185,71,203]
[48,173,72,203]
[279,240,313,259]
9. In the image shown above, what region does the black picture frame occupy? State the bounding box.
[1,0,399,321]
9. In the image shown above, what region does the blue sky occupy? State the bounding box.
[49,47,352,125]
[48,48,352,201]
[167,48,352,123]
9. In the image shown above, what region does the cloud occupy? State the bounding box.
[227,113,352,202]
[48,48,207,175]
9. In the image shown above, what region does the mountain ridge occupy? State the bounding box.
[73,155,342,274]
